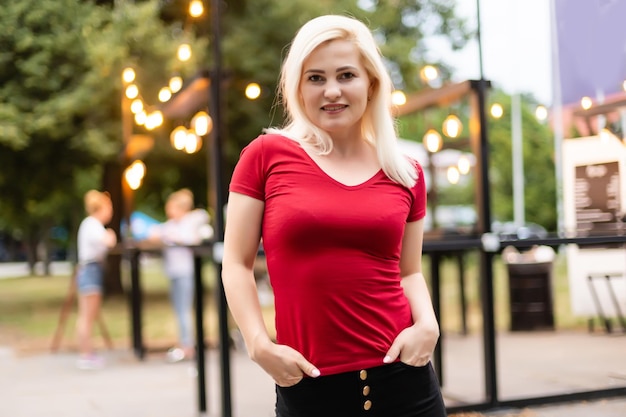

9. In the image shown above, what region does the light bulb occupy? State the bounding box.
[122,67,135,84]
[169,76,183,93]
[423,129,442,153]
[391,90,406,106]
[177,44,192,62]
[490,103,503,119]
[245,83,261,100]
[442,114,462,138]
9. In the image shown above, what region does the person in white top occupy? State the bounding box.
[75,190,117,370]
[149,189,211,362]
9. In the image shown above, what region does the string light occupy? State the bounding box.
[189,0,204,17]
[490,103,503,119]
[391,90,407,106]
[423,129,442,153]
[169,76,183,93]
[580,96,592,110]
[419,65,439,87]
[457,155,471,175]
[125,84,139,99]
[442,114,462,138]
[447,166,460,184]
[535,105,548,121]
[177,44,192,61]
[245,83,261,100]
[191,111,213,136]
[122,67,136,84]
[158,87,172,102]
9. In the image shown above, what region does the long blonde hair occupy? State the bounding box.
[266,14,417,188]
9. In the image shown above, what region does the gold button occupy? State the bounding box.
[362,385,370,396]
[359,370,368,380]
[363,400,372,411]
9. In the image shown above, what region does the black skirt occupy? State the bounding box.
[275,362,446,417]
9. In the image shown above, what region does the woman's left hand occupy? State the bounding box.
[383,320,440,367]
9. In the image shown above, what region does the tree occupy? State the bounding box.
[0,0,473,274]
[0,0,204,275]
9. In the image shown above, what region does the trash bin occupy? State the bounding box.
[503,246,555,331]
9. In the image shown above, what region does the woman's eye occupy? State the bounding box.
[340,72,355,80]
[308,75,324,82]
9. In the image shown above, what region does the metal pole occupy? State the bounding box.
[511,93,525,227]
[209,1,232,416]
[194,254,208,413]
[430,253,443,386]
[471,79,498,407]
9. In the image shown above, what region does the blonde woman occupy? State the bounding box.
[149,189,210,362]
[76,190,117,370]
[222,15,445,417]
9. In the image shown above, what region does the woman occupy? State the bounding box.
[222,15,446,417]
[149,189,211,362]
[76,190,117,370]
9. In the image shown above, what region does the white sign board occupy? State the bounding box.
[562,135,626,317]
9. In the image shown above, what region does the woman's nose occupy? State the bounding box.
[324,82,341,100]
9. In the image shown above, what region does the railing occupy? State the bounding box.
[119,234,626,416]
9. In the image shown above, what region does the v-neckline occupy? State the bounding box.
[292,140,384,190]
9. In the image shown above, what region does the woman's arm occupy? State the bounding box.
[222,192,320,385]
[384,219,440,366]
[221,192,268,354]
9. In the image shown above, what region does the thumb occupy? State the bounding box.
[383,343,400,364]
[297,357,321,378]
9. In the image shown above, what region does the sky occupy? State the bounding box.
[424,0,554,105]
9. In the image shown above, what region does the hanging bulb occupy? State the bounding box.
[490,103,504,119]
[158,87,172,102]
[170,126,188,150]
[191,111,213,136]
[189,0,204,17]
[122,67,136,84]
[245,83,261,100]
[169,76,183,93]
[391,90,406,106]
[447,166,460,184]
[457,155,471,175]
[177,44,192,61]
[442,114,462,138]
[423,129,442,153]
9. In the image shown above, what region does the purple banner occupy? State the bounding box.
[554,0,626,105]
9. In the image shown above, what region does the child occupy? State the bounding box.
[76,190,117,370]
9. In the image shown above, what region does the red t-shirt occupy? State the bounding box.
[229,134,426,375]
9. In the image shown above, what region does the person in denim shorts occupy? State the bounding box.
[75,190,117,370]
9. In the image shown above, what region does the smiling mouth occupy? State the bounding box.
[322,104,347,111]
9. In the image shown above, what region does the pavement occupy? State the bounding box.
[1,332,626,417]
[2,262,626,415]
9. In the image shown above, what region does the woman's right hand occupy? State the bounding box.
[250,337,320,387]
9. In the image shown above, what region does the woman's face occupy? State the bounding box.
[299,39,372,140]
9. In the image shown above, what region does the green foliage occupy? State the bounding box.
[487,91,557,230]
[0,0,204,255]
[0,0,475,255]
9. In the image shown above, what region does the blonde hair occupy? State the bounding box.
[84,190,111,215]
[266,14,417,188]
[167,188,194,212]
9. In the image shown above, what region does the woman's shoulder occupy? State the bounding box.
[243,133,299,155]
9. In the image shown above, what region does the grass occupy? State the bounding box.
[0,251,587,355]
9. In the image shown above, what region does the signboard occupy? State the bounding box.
[574,161,623,237]
[562,135,626,317]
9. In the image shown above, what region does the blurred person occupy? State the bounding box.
[222,15,445,417]
[76,190,117,370]
[149,189,211,362]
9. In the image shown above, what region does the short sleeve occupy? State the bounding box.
[229,136,266,201]
[407,161,427,222]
